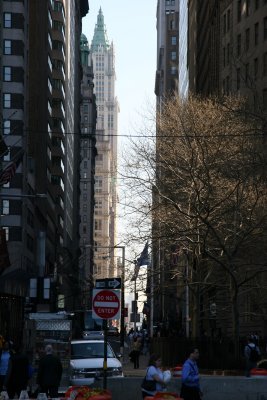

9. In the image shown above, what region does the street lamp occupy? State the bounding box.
[114,245,125,356]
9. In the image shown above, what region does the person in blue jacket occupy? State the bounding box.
[180,348,203,400]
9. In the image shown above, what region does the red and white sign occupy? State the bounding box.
[92,289,121,320]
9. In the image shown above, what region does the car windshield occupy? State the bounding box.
[71,342,115,359]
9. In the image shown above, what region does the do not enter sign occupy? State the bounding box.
[92,289,121,320]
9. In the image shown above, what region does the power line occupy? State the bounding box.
[0,127,266,139]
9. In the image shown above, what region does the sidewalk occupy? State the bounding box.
[122,349,150,377]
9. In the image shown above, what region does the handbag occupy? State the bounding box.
[141,368,157,392]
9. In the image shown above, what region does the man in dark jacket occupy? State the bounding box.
[37,344,63,397]
[5,344,29,399]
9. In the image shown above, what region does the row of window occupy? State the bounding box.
[224,46,267,78]
[223,0,267,34]
[224,20,267,55]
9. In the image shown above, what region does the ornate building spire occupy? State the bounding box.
[91,7,110,51]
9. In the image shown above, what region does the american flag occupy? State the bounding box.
[0,150,24,186]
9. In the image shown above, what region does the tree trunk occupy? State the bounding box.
[230,277,240,363]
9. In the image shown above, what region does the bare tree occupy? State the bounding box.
[120,94,267,357]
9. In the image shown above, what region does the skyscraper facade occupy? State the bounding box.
[79,33,97,307]
[0,0,89,340]
[89,9,119,281]
[154,0,267,338]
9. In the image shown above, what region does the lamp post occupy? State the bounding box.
[114,245,125,356]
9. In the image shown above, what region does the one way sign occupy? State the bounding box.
[95,277,121,289]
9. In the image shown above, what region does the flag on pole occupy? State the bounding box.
[131,242,150,281]
[0,150,24,186]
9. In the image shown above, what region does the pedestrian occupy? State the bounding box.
[244,335,261,377]
[36,344,63,398]
[142,333,150,356]
[180,348,203,400]
[131,337,142,369]
[0,341,12,392]
[141,353,166,399]
[5,343,29,399]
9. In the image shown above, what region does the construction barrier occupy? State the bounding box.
[250,368,267,378]
[172,365,183,378]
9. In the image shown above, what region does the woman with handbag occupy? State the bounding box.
[141,354,166,399]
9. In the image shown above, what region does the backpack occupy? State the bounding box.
[248,345,260,362]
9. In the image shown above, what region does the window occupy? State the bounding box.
[94,220,102,231]
[171,66,177,75]
[237,34,241,56]
[4,13,12,28]
[237,68,241,90]
[84,161,87,168]
[263,52,267,76]
[245,28,250,51]
[223,14,226,34]
[171,51,176,60]
[3,94,11,108]
[96,154,103,164]
[227,9,230,31]
[4,120,10,135]
[255,0,259,10]
[83,204,87,211]
[254,58,258,80]
[237,0,242,22]
[2,200,9,215]
[171,36,177,45]
[226,76,230,94]
[227,43,230,64]
[95,177,103,193]
[4,40,11,55]
[83,215,87,222]
[3,66,11,81]
[264,17,267,40]
[255,23,259,45]
[246,0,250,16]
[263,89,267,110]
[245,63,249,83]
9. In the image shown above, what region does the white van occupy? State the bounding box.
[70,339,123,385]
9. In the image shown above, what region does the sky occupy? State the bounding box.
[82,1,157,239]
[82,0,157,140]
[82,2,157,312]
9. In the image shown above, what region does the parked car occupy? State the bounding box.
[70,339,123,385]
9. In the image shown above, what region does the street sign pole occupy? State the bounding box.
[103,319,108,390]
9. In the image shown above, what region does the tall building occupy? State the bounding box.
[79,33,97,307]
[155,0,179,106]
[188,0,220,96]
[153,0,181,332]
[153,0,267,337]
[0,0,89,340]
[90,8,119,280]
